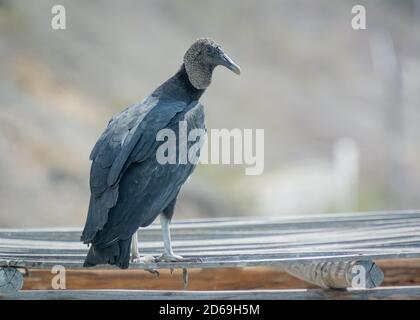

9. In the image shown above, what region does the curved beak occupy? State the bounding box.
[220,52,241,75]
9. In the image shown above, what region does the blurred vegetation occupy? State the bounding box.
[0,0,419,227]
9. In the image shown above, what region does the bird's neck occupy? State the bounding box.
[152,64,206,102]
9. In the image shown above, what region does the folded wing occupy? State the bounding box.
[81,98,187,243]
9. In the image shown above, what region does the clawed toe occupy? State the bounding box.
[157,253,184,262]
[131,255,156,264]
[131,256,141,263]
[130,255,159,276]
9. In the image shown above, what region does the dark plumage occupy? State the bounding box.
[81,38,240,269]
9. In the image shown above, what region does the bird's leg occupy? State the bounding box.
[130,230,159,276]
[159,214,184,262]
[157,215,202,263]
[130,231,140,261]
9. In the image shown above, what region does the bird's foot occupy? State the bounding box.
[155,253,202,289]
[158,253,184,262]
[131,254,159,277]
[131,254,156,264]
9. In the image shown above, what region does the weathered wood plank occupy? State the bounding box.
[18,259,420,291]
[1,210,419,293]
[3,222,420,246]
[283,260,384,289]
[2,286,420,300]
[0,267,24,293]
[22,267,316,291]
[0,253,417,270]
[1,210,420,270]
[1,210,419,238]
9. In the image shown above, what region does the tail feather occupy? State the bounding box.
[81,191,117,244]
[83,238,131,269]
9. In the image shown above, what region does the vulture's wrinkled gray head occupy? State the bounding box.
[184,38,241,90]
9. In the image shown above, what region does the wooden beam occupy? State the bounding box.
[379,258,420,286]
[0,267,24,293]
[283,260,384,289]
[2,286,420,300]
[1,212,419,292]
[23,267,314,291]
[19,259,420,291]
[2,211,420,271]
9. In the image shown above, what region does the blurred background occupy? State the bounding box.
[0,0,419,227]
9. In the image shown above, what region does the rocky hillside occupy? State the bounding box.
[1,0,419,227]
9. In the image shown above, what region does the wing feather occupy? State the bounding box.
[81,98,188,243]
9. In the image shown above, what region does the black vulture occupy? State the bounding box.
[81,38,241,269]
